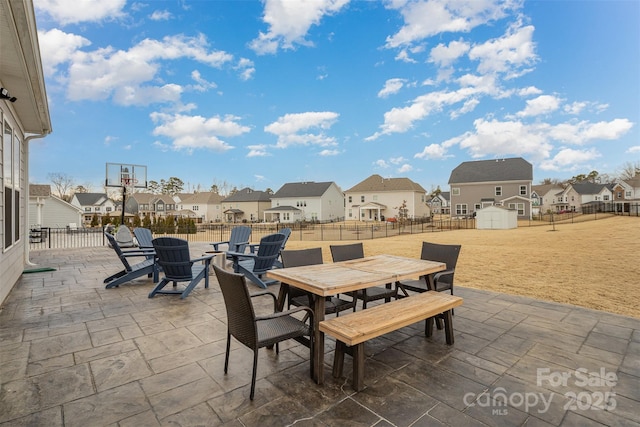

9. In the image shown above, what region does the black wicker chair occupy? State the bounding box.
[149,237,213,299]
[330,243,397,309]
[396,241,461,296]
[213,265,313,400]
[281,248,355,316]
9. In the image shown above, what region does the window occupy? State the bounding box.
[508,203,525,215]
[474,203,481,211]
[348,209,352,218]
[157,203,164,211]
[166,204,174,210]
[520,185,527,195]
[95,207,101,211]
[361,196,365,203]
[373,195,378,201]
[603,195,610,201]
[193,206,199,211]
[626,191,631,197]
[106,207,112,212]
[85,207,92,212]
[495,186,502,196]
[452,187,460,196]
[348,196,352,203]
[455,204,468,215]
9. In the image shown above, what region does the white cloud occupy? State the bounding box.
[428,39,470,68]
[250,0,350,54]
[247,145,270,157]
[539,148,601,171]
[150,112,249,152]
[468,21,537,76]
[235,58,256,81]
[414,143,450,159]
[389,156,406,165]
[627,146,640,154]
[518,86,542,96]
[38,29,91,77]
[35,0,126,25]
[150,10,172,21]
[375,159,390,168]
[378,78,406,98]
[397,164,413,173]
[516,94,562,117]
[190,70,217,92]
[548,119,634,144]
[563,101,587,115]
[385,0,520,48]
[319,149,340,156]
[47,33,233,105]
[265,112,339,148]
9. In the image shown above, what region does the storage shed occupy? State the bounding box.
[476,206,518,230]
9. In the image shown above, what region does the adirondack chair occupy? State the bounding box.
[149,237,214,299]
[115,225,135,248]
[249,227,291,268]
[104,232,158,289]
[133,227,154,250]
[211,225,252,260]
[227,233,286,289]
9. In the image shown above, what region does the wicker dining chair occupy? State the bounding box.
[329,243,397,309]
[213,265,314,400]
[281,248,355,316]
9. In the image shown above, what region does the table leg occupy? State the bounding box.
[443,310,454,345]
[312,295,326,384]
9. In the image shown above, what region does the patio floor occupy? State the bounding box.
[1,245,638,427]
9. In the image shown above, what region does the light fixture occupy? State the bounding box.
[0,87,17,103]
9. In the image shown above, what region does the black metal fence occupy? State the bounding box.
[29,205,638,250]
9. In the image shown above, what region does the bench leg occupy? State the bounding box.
[425,316,434,337]
[333,341,346,378]
[352,343,365,392]
[443,310,454,345]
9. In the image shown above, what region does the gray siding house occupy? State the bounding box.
[221,188,272,223]
[448,158,533,219]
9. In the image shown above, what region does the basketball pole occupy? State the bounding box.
[121,184,127,225]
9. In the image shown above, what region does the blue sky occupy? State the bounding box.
[30,0,639,194]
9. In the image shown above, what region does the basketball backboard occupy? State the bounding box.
[105,163,147,188]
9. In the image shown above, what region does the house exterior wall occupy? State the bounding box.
[319,183,344,221]
[344,190,428,221]
[221,201,271,222]
[29,196,82,228]
[270,183,343,222]
[450,181,532,218]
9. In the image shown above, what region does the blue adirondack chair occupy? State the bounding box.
[211,225,252,260]
[149,237,214,299]
[104,232,158,289]
[133,227,154,250]
[227,233,287,289]
[249,227,291,268]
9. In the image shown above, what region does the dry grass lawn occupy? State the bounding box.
[286,216,640,318]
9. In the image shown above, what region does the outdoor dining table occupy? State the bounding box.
[265,254,446,384]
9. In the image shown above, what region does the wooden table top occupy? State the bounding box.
[265,254,445,297]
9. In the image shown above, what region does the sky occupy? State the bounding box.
[29,0,640,195]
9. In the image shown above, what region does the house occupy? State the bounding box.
[70,193,117,225]
[344,175,430,221]
[557,182,614,213]
[125,193,177,219]
[531,184,565,215]
[448,158,533,219]
[221,188,272,223]
[265,181,344,223]
[427,191,450,215]
[178,192,225,223]
[612,175,640,214]
[1,0,52,304]
[29,185,82,228]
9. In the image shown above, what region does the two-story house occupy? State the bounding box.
[125,193,178,219]
[344,175,430,221]
[221,188,272,223]
[558,182,613,213]
[70,193,117,225]
[531,184,565,215]
[427,191,450,215]
[178,192,225,223]
[612,175,640,214]
[29,184,83,229]
[264,181,344,223]
[448,158,533,219]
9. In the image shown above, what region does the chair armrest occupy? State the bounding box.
[226,251,256,260]
[190,254,214,263]
[248,243,260,254]
[432,269,454,283]
[256,305,314,324]
[250,290,277,309]
[210,240,230,251]
[121,249,156,257]
[230,241,250,252]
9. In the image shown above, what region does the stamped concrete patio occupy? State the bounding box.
[1,245,638,427]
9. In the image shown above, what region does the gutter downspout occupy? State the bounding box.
[24,131,51,266]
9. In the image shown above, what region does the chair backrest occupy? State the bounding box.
[152,237,194,280]
[105,232,132,271]
[229,226,252,253]
[330,242,364,262]
[278,227,292,250]
[420,242,461,284]
[133,227,154,249]
[281,248,323,300]
[115,225,135,247]
[213,265,257,349]
[252,233,287,273]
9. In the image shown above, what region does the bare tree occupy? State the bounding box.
[618,161,640,180]
[48,172,74,201]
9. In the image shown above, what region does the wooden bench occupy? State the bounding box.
[319,292,463,391]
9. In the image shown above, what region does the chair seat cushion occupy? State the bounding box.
[400,278,429,293]
[257,316,310,348]
[357,286,396,300]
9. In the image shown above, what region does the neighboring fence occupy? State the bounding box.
[29,206,638,250]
